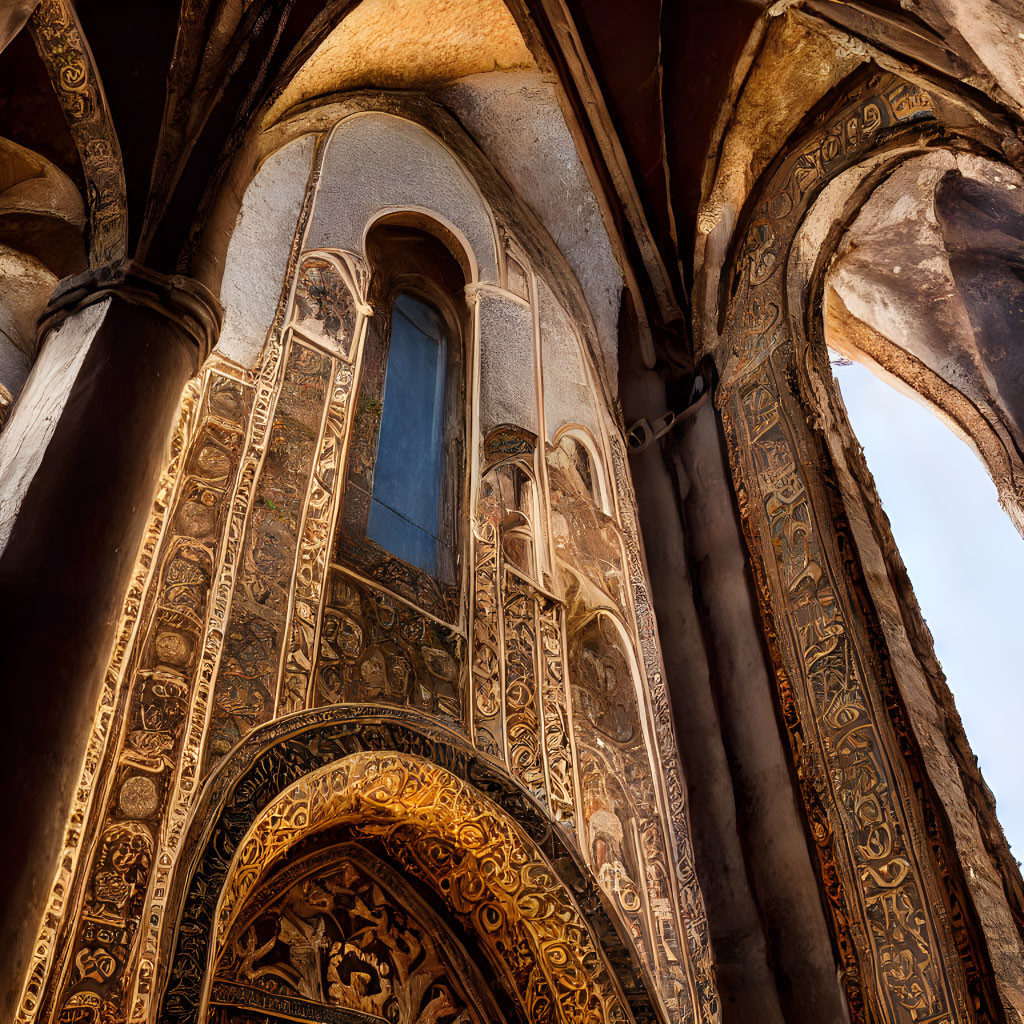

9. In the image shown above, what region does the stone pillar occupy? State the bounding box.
[717,351,983,1021]
[0,260,219,1018]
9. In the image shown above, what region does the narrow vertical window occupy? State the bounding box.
[367,293,449,574]
[335,219,467,621]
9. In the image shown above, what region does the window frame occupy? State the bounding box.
[334,237,468,624]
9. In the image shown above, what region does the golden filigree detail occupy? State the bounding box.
[29,0,126,264]
[715,72,979,1022]
[213,752,630,1024]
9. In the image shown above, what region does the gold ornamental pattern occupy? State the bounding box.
[715,73,985,1022]
[212,752,631,1024]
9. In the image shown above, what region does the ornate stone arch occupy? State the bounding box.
[704,66,1024,1021]
[550,425,612,517]
[156,706,661,1024]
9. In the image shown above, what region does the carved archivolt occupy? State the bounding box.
[29,0,126,265]
[202,751,629,1024]
[713,71,1008,1021]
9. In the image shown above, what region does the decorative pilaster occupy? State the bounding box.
[0,262,221,1023]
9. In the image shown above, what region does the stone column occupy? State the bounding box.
[0,260,219,1018]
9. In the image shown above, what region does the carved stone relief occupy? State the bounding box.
[714,72,1000,1021]
[313,569,463,725]
[20,104,722,1024]
[44,369,251,1024]
[28,0,127,265]
[215,844,499,1024]
[155,707,658,1023]
[465,418,715,1022]
[164,747,632,1024]
[204,339,333,767]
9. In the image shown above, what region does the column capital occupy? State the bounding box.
[39,260,223,365]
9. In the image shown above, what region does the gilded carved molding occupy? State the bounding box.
[29,0,127,265]
[608,436,719,1022]
[714,71,1001,1021]
[15,377,203,1024]
[210,752,630,1024]
[155,708,659,1023]
[42,368,252,1024]
[214,842,504,1023]
[541,432,715,1022]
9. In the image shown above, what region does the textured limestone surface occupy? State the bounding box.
[217,134,315,368]
[265,0,532,124]
[478,289,537,435]
[439,71,623,383]
[306,112,499,282]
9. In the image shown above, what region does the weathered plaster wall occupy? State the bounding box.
[477,288,537,434]
[438,70,623,379]
[217,134,315,368]
[916,0,1024,111]
[827,150,1024,531]
[538,276,601,442]
[307,112,499,282]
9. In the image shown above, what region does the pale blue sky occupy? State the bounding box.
[831,358,1023,860]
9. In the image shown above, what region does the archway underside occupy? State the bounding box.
[709,65,1024,1022]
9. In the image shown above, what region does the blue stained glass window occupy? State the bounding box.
[367,293,448,574]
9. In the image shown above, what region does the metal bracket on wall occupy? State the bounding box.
[626,377,709,453]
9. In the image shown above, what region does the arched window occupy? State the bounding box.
[336,220,467,619]
[481,458,538,580]
[367,292,449,572]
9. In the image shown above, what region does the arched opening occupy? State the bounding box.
[336,219,469,601]
[211,839,508,1024]
[816,148,1024,859]
[828,351,1024,857]
[157,713,652,1024]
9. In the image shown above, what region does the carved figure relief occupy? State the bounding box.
[567,604,688,1013]
[216,845,498,1024]
[171,751,631,1024]
[291,254,361,358]
[546,435,625,617]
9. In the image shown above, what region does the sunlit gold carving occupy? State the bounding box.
[46,370,251,1024]
[212,751,630,1024]
[16,373,202,1024]
[216,843,503,1024]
